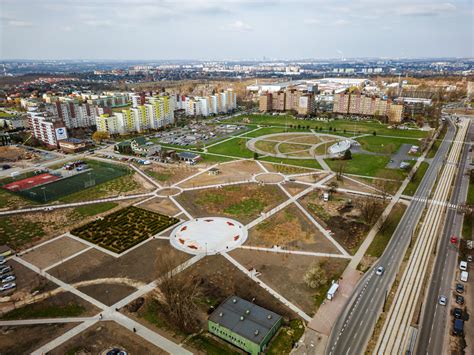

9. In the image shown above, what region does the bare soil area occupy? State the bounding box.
[281,181,308,196]
[49,321,166,355]
[261,162,315,175]
[179,160,262,188]
[0,146,40,162]
[229,249,347,315]
[49,239,190,286]
[326,176,379,194]
[294,173,329,184]
[139,197,181,216]
[0,323,78,355]
[21,236,88,270]
[144,163,199,186]
[249,205,339,253]
[78,284,137,306]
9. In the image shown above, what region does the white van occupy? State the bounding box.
[460,271,469,282]
[323,192,329,202]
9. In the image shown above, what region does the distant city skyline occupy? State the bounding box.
[1,0,473,60]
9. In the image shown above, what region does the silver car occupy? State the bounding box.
[1,275,15,283]
[0,282,16,292]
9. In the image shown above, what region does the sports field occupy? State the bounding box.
[10,160,130,203]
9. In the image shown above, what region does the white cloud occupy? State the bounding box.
[396,2,456,16]
[6,20,33,27]
[224,20,253,32]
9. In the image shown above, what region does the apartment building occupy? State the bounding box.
[259,90,314,115]
[182,89,237,117]
[333,93,403,123]
[47,101,96,129]
[85,93,129,108]
[96,95,175,135]
[28,111,68,147]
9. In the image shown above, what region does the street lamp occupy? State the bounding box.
[41,187,46,202]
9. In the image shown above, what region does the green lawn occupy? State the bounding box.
[74,202,118,217]
[267,319,305,355]
[403,162,430,196]
[199,153,236,163]
[0,111,14,117]
[365,204,407,258]
[206,138,254,158]
[225,114,430,139]
[189,333,241,355]
[325,154,405,178]
[0,303,85,320]
[224,198,265,217]
[463,172,474,240]
[356,136,421,154]
[241,126,311,138]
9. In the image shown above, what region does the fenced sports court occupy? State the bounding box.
[2,160,130,203]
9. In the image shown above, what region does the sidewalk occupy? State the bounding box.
[307,267,362,335]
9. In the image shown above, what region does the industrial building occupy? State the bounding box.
[208,296,282,355]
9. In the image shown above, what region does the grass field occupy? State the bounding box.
[74,202,118,217]
[0,303,85,320]
[462,172,474,239]
[267,319,305,355]
[0,216,45,248]
[403,162,430,196]
[365,204,407,258]
[206,138,254,158]
[356,135,421,154]
[225,114,430,138]
[325,154,405,178]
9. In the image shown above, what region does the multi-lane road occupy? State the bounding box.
[416,118,473,354]
[327,119,457,355]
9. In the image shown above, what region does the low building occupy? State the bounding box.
[208,296,282,355]
[177,151,201,164]
[115,137,161,157]
[58,138,90,153]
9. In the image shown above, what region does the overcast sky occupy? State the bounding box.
[1,0,473,60]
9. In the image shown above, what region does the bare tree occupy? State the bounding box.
[374,171,397,200]
[334,161,346,181]
[154,249,201,333]
[303,262,328,289]
[358,195,383,225]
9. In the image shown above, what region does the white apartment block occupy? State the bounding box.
[182,89,237,117]
[28,111,66,147]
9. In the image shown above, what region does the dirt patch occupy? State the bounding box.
[48,239,190,285]
[175,183,287,224]
[78,283,137,306]
[156,187,182,197]
[21,236,88,270]
[186,254,297,320]
[249,204,339,253]
[294,173,329,184]
[261,162,315,175]
[229,249,347,316]
[179,160,262,188]
[300,191,385,254]
[0,146,40,162]
[49,321,166,355]
[139,197,181,216]
[255,173,285,184]
[144,163,198,186]
[0,323,78,355]
[326,176,378,194]
[281,182,308,196]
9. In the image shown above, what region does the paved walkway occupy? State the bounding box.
[238,245,351,259]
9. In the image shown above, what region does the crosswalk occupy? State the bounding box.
[410,196,471,211]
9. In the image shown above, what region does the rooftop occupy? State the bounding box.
[209,295,282,345]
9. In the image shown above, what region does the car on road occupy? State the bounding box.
[460,260,468,271]
[450,235,458,244]
[456,295,465,305]
[453,308,463,319]
[376,266,385,276]
[0,282,16,292]
[0,265,12,274]
[1,275,15,283]
[456,283,464,294]
[439,295,447,306]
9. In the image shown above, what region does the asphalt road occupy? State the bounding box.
[416,118,473,355]
[327,120,457,355]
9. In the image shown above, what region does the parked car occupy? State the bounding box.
[460,261,468,271]
[439,295,447,306]
[453,319,464,336]
[0,265,12,274]
[0,256,5,265]
[460,271,469,282]
[376,266,385,276]
[106,348,128,355]
[1,275,15,283]
[0,282,16,292]
[453,308,463,319]
[456,283,465,294]
[456,295,465,305]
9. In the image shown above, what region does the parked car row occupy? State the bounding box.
[452,260,470,337]
[0,256,16,293]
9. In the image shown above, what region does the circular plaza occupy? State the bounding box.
[170,217,248,255]
[246,132,347,159]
